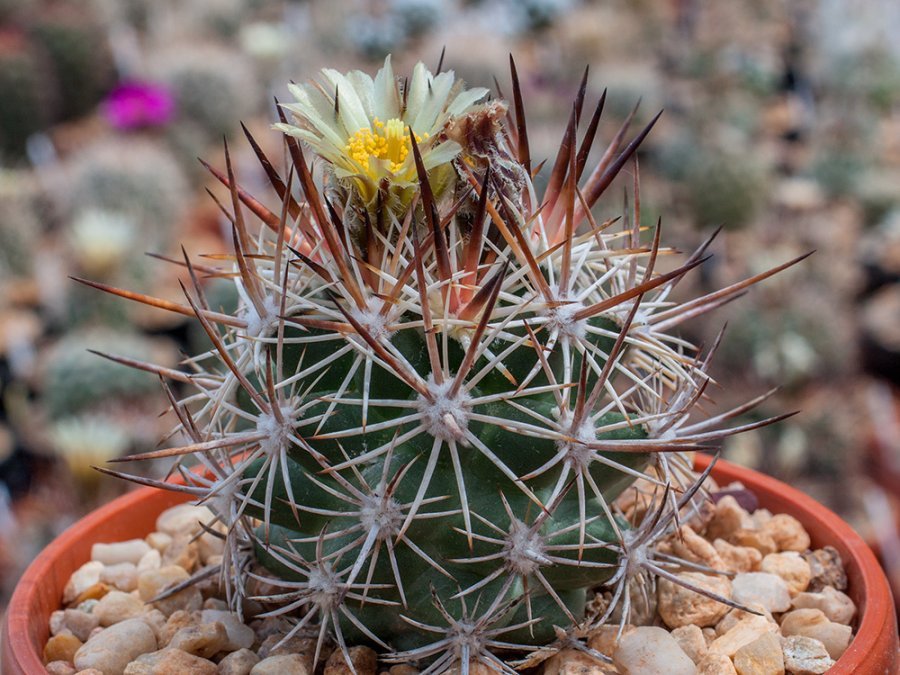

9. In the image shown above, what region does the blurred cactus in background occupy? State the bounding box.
[48,415,131,485]
[152,44,260,143]
[40,329,165,419]
[0,31,53,161]
[64,138,188,247]
[28,3,114,122]
[0,169,42,281]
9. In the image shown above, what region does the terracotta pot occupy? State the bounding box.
[3,457,898,673]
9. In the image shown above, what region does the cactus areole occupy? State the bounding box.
[91,56,804,672]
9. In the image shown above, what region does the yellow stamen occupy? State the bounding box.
[343,118,423,178]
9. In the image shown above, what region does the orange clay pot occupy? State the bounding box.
[3,457,898,673]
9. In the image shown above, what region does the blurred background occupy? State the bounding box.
[1,0,900,613]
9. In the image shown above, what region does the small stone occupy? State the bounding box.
[587,624,634,657]
[137,565,202,617]
[50,610,66,635]
[75,670,104,675]
[324,646,378,675]
[145,532,172,552]
[74,618,158,675]
[791,586,856,625]
[733,632,784,674]
[542,649,610,674]
[780,609,852,660]
[63,561,104,604]
[167,621,229,658]
[202,597,228,611]
[257,634,319,663]
[388,666,419,675]
[141,608,168,643]
[197,526,226,563]
[731,573,792,613]
[706,496,754,541]
[161,532,200,573]
[137,549,161,573]
[716,605,775,636]
[100,563,138,592]
[702,627,717,644]
[92,540,151,566]
[94,590,145,626]
[729,529,778,556]
[74,583,111,605]
[751,508,773,529]
[712,487,759,514]
[252,654,313,675]
[780,635,835,674]
[613,626,696,674]
[666,525,724,569]
[761,552,811,595]
[60,609,101,642]
[713,539,762,574]
[46,661,77,675]
[219,648,262,675]
[709,615,778,657]
[802,547,847,592]
[44,632,83,663]
[671,624,707,664]
[658,572,732,628]
[123,647,217,674]
[762,514,810,552]
[158,610,200,646]
[155,504,215,536]
[200,609,255,650]
[697,653,738,674]
[76,599,99,614]
[251,616,292,641]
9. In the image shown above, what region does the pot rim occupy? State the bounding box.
[3,456,896,673]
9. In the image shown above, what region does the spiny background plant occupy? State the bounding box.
[93,56,803,672]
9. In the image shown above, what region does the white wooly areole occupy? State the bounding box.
[85,55,806,673]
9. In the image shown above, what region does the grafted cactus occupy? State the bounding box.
[95,57,800,672]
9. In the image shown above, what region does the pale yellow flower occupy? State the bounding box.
[276,56,488,205]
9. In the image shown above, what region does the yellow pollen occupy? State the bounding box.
[343,118,426,177]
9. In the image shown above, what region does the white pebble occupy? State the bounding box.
[791,586,856,625]
[63,561,104,604]
[780,608,852,660]
[100,562,138,592]
[92,539,151,566]
[613,626,696,674]
[155,504,215,536]
[137,549,162,573]
[781,635,835,674]
[731,572,792,613]
[201,609,256,650]
[74,617,158,674]
[94,590,145,626]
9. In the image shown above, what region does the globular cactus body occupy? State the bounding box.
[97,57,798,671]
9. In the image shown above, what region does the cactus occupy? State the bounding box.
[49,414,131,484]
[41,330,166,419]
[0,169,42,280]
[65,138,189,248]
[0,30,54,160]
[151,44,259,142]
[29,3,115,122]
[96,58,799,670]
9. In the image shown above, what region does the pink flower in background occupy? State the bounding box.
[103,81,175,130]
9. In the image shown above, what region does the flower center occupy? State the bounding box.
[344,118,427,178]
